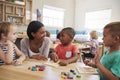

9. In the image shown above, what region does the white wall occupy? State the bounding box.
[18,0,120,32]
[18,0,75,32]
[75,0,120,30]
[32,0,75,29]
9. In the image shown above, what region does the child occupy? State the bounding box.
[84,22,120,80]
[0,22,26,65]
[82,30,99,59]
[50,27,80,66]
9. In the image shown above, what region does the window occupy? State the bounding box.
[43,5,65,28]
[85,9,111,29]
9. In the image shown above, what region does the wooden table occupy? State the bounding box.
[0,59,100,80]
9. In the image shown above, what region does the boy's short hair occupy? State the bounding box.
[104,22,120,37]
[62,27,76,39]
[90,30,98,39]
[57,32,60,39]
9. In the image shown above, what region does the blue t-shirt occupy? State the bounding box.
[97,50,120,80]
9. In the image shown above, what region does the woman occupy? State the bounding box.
[20,21,51,60]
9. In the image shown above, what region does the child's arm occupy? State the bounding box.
[66,53,78,63]
[14,44,26,65]
[5,41,15,64]
[95,52,119,80]
[49,49,59,62]
[59,54,78,66]
[0,48,10,64]
[50,52,59,62]
[0,40,15,64]
[96,63,119,80]
[84,58,97,68]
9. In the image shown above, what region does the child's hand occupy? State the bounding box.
[50,53,59,62]
[84,59,96,68]
[58,60,68,66]
[12,60,22,66]
[84,59,92,66]
[94,50,101,66]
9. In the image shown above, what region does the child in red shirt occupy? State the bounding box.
[50,27,80,66]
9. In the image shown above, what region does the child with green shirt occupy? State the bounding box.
[84,22,120,80]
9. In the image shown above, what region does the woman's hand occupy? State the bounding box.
[32,54,47,60]
[38,54,48,60]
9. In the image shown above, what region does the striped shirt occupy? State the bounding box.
[0,45,17,65]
